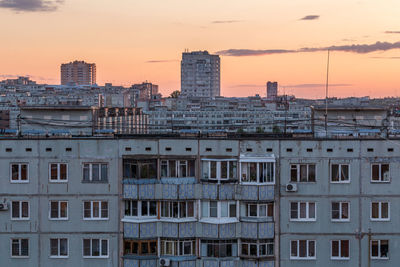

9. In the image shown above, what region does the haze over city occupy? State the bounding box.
[1,0,400,98]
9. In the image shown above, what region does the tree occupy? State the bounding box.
[256,127,264,133]
[170,90,181,98]
[272,125,281,134]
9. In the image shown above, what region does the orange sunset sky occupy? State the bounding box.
[0,0,400,98]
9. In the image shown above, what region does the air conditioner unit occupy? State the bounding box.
[0,202,8,211]
[286,183,297,192]
[160,258,171,267]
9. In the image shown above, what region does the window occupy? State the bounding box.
[49,201,68,220]
[83,239,108,258]
[161,239,196,256]
[202,201,237,219]
[161,201,194,218]
[161,160,196,178]
[124,200,157,217]
[246,203,274,219]
[290,164,315,182]
[331,202,349,222]
[202,160,237,181]
[11,201,29,220]
[123,159,157,179]
[241,162,274,184]
[241,239,274,257]
[11,239,29,257]
[290,240,316,259]
[331,164,349,183]
[124,240,157,255]
[83,163,108,182]
[201,240,238,257]
[371,240,388,259]
[83,201,108,220]
[50,238,68,257]
[371,202,390,221]
[11,163,28,182]
[371,164,390,182]
[49,163,67,182]
[331,240,349,260]
[290,202,316,221]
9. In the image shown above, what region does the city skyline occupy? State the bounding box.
[1,0,400,98]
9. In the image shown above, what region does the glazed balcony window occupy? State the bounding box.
[245,202,274,219]
[241,239,274,258]
[161,201,194,219]
[201,239,238,258]
[161,159,195,178]
[123,159,157,179]
[124,240,157,256]
[161,239,196,256]
[124,200,157,218]
[201,159,237,182]
[240,162,274,184]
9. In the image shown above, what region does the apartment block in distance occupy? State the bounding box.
[1,132,400,267]
[181,51,220,98]
[61,60,96,86]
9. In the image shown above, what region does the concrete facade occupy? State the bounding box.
[1,136,399,267]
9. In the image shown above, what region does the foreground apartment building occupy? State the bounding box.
[0,134,399,267]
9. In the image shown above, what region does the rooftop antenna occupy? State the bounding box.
[324,49,330,136]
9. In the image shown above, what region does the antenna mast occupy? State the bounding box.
[324,49,330,136]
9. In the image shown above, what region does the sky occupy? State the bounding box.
[0,0,400,99]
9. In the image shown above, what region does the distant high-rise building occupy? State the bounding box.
[181,50,220,97]
[61,60,96,85]
[267,81,278,99]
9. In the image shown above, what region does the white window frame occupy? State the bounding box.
[371,240,389,259]
[161,201,195,219]
[201,159,237,182]
[50,238,69,258]
[82,163,108,182]
[290,240,316,260]
[10,238,29,258]
[330,164,350,183]
[290,202,316,221]
[370,202,390,221]
[240,239,274,257]
[124,200,157,218]
[49,163,68,182]
[331,202,350,222]
[10,163,29,183]
[49,201,68,220]
[11,201,30,220]
[201,201,238,219]
[161,239,196,256]
[246,203,274,219]
[82,238,109,258]
[160,159,194,178]
[83,201,109,220]
[331,240,350,260]
[371,163,390,183]
[240,161,275,184]
[290,164,316,182]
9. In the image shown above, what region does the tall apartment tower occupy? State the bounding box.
[267,81,278,99]
[60,60,96,85]
[181,50,220,97]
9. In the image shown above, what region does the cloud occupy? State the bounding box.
[211,20,242,24]
[370,56,400,59]
[0,0,64,12]
[0,74,56,81]
[284,83,352,88]
[216,40,400,56]
[385,31,400,34]
[229,84,264,88]
[300,15,319,20]
[145,60,177,63]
